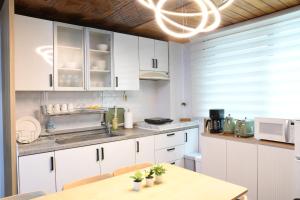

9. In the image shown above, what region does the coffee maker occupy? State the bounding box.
[206,109,224,134]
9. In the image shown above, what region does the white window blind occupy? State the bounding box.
[189,14,300,119]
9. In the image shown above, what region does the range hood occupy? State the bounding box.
[139,70,169,80]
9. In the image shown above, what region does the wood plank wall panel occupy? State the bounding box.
[1,0,17,196]
[13,0,300,41]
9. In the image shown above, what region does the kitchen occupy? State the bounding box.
[1,0,300,199]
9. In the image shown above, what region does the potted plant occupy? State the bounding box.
[130,171,144,191]
[153,165,166,184]
[145,169,155,187]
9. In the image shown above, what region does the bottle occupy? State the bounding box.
[112,106,118,131]
[124,109,133,129]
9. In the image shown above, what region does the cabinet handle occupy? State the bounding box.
[136,141,140,153]
[49,74,53,87]
[101,147,104,160]
[170,162,176,165]
[185,132,188,142]
[167,133,175,137]
[50,156,54,171]
[115,77,119,87]
[167,147,175,152]
[96,149,100,161]
[152,59,155,68]
[155,59,158,68]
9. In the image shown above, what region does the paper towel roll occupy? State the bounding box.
[124,109,133,129]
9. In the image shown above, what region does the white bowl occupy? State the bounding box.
[97,44,108,51]
[93,60,106,69]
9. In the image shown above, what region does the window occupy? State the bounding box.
[189,10,300,119]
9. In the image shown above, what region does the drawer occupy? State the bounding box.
[169,159,184,168]
[155,145,185,163]
[155,131,185,149]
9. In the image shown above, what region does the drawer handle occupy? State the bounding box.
[136,141,140,153]
[96,149,100,161]
[167,133,175,137]
[101,147,104,160]
[167,148,175,152]
[50,156,54,171]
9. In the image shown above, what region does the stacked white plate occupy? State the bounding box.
[16,116,41,144]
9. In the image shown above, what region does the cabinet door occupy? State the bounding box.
[55,145,100,191]
[86,28,113,90]
[154,40,169,72]
[139,37,155,71]
[100,139,136,174]
[18,152,56,193]
[135,136,155,164]
[258,145,294,200]
[114,33,139,90]
[15,15,54,91]
[227,141,257,200]
[201,136,227,180]
[184,128,199,154]
[54,23,85,91]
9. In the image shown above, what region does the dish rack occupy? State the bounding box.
[41,106,109,135]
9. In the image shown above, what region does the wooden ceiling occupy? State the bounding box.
[14,0,300,43]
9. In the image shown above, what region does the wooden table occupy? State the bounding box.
[34,164,247,200]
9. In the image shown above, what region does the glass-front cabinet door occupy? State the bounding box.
[86,28,113,90]
[54,23,85,90]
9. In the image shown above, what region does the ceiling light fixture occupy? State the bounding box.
[137,0,235,38]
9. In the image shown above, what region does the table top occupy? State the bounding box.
[34,164,247,200]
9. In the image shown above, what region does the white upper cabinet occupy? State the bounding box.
[18,152,56,194]
[184,128,199,154]
[100,139,136,174]
[54,23,85,91]
[113,33,139,90]
[86,28,113,90]
[227,141,258,200]
[15,15,54,91]
[135,136,155,164]
[55,145,101,191]
[154,40,169,72]
[139,37,155,71]
[139,37,169,72]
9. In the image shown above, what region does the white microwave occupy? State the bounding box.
[255,117,294,144]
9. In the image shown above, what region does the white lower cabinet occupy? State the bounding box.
[201,136,227,180]
[55,145,101,191]
[18,152,56,194]
[227,141,257,200]
[184,128,199,154]
[258,145,295,200]
[135,136,155,164]
[100,139,136,174]
[18,128,198,193]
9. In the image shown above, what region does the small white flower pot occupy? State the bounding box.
[132,181,142,191]
[155,175,163,184]
[146,178,154,187]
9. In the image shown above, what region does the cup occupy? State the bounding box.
[61,104,68,112]
[53,104,61,113]
[47,104,54,114]
[97,44,108,51]
[68,103,74,112]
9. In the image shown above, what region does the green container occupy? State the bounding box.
[224,114,235,134]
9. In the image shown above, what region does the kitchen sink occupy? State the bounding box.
[55,133,122,145]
